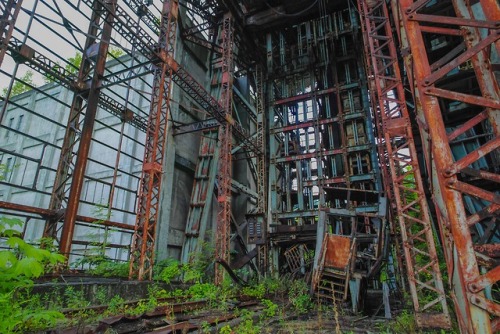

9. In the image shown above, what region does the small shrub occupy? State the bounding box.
[289,280,312,314]
[106,295,126,315]
[242,283,266,299]
[261,299,278,318]
[0,216,66,332]
[89,260,129,278]
[155,259,181,284]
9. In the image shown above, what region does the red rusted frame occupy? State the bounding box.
[399,0,499,332]
[478,0,500,56]
[44,1,106,243]
[59,1,116,256]
[418,26,462,36]
[422,32,499,86]
[359,1,451,327]
[0,0,23,68]
[128,0,179,280]
[408,13,499,29]
[466,204,500,227]
[447,110,489,141]
[0,201,134,231]
[214,12,234,285]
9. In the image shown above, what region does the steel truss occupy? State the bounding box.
[214,12,234,284]
[359,0,451,327]
[253,64,268,274]
[54,0,117,255]
[0,0,23,68]
[398,0,500,332]
[129,0,179,280]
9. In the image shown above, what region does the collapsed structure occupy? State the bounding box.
[0,0,498,332]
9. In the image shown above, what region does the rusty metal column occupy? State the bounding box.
[215,12,234,285]
[0,0,23,67]
[255,64,268,275]
[359,0,451,328]
[398,1,499,332]
[128,0,179,280]
[45,0,105,241]
[59,0,116,256]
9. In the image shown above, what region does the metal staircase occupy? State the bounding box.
[314,234,355,303]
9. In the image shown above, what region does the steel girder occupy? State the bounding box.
[358,0,451,328]
[42,0,146,249]
[398,0,500,332]
[128,0,179,281]
[52,0,116,256]
[214,12,234,285]
[254,64,268,275]
[0,0,22,68]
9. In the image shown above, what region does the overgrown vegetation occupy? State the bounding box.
[0,216,66,333]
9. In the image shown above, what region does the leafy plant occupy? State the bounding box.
[88,260,129,278]
[187,283,218,304]
[261,299,278,319]
[242,282,266,299]
[106,295,126,315]
[64,286,89,309]
[155,258,181,284]
[219,324,232,334]
[0,216,66,333]
[235,309,260,334]
[288,280,312,314]
[0,217,65,293]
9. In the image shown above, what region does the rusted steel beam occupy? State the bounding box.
[445,137,500,176]
[425,87,500,111]
[255,65,268,275]
[270,117,339,134]
[44,0,106,241]
[359,1,451,327]
[215,12,234,285]
[0,0,22,68]
[479,0,500,55]
[273,87,337,105]
[408,13,499,29]
[0,201,134,231]
[468,266,500,293]
[398,0,499,332]
[447,111,489,141]
[418,25,462,36]
[60,1,116,257]
[129,0,179,280]
[474,244,500,258]
[275,148,344,163]
[467,204,500,227]
[422,32,500,87]
[446,180,500,205]
[0,201,53,219]
[461,167,500,184]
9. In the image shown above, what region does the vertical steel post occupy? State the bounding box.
[45,0,105,241]
[59,0,116,256]
[255,64,268,275]
[215,12,234,285]
[0,0,23,68]
[128,0,179,280]
[398,0,499,332]
[358,0,451,328]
